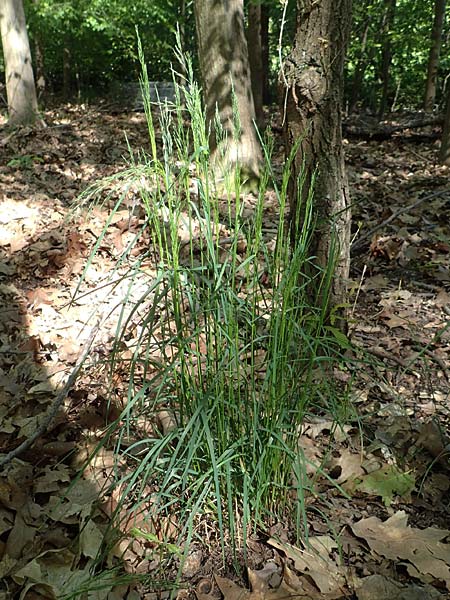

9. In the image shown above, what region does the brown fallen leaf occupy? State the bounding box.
[182,549,203,578]
[416,420,450,467]
[214,575,253,600]
[5,513,36,560]
[356,574,442,600]
[370,235,403,260]
[196,565,324,600]
[351,511,450,589]
[328,447,365,484]
[268,536,347,596]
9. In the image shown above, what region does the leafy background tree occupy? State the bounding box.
[347,0,450,112]
[3,0,448,112]
[23,0,195,95]
[1,0,300,103]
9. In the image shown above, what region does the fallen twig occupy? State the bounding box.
[343,112,443,140]
[365,346,410,369]
[421,347,450,378]
[352,189,450,252]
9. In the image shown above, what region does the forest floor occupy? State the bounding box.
[0,103,449,599]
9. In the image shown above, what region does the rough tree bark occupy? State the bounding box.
[246,1,264,128]
[0,0,38,125]
[281,0,352,324]
[194,0,263,187]
[424,0,446,112]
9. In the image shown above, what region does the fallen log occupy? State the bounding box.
[343,112,443,140]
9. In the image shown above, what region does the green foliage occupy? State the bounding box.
[347,0,450,111]
[0,0,295,102]
[2,0,446,111]
[23,0,194,93]
[7,154,44,169]
[350,466,415,507]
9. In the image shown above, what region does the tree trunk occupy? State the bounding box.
[378,0,396,119]
[349,15,372,113]
[424,0,446,112]
[31,0,45,98]
[194,0,263,187]
[0,0,38,125]
[34,36,45,97]
[439,87,450,164]
[281,0,352,324]
[247,2,264,128]
[261,5,270,105]
[63,46,71,99]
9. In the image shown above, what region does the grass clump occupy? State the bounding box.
[74,38,352,578]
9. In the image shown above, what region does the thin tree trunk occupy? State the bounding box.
[63,46,71,99]
[439,87,450,164]
[247,2,264,128]
[424,0,446,112]
[194,0,263,187]
[31,0,45,98]
[261,5,270,105]
[34,36,45,97]
[0,0,38,125]
[349,16,372,113]
[378,0,396,119]
[281,0,352,325]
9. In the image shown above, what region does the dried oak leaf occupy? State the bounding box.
[355,574,442,600]
[196,569,317,600]
[268,537,347,597]
[351,511,450,589]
